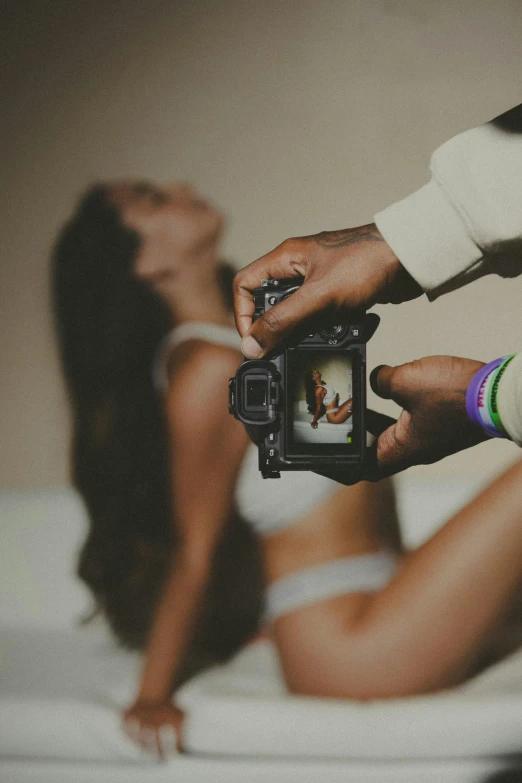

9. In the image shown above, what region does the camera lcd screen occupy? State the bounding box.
[286,348,361,455]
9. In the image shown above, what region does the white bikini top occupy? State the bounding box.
[153,323,339,535]
[321,382,337,406]
[153,322,245,394]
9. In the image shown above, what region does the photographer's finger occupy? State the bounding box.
[369,365,394,399]
[374,420,416,475]
[234,278,256,338]
[233,248,303,338]
[370,363,414,408]
[241,285,323,358]
[366,408,397,438]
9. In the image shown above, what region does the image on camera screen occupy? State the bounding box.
[287,350,354,446]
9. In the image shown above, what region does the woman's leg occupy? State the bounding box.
[325,397,352,424]
[263,459,522,700]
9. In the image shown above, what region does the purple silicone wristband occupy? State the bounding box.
[465,357,505,436]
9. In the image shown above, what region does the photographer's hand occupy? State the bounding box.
[370,356,490,477]
[234,224,422,358]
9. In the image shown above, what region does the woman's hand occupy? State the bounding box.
[311,420,319,429]
[123,700,185,757]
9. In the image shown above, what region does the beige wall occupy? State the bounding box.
[1,0,521,488]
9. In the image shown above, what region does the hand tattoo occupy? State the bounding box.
[314,224,384,249]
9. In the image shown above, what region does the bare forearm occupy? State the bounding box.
[136,551,210,703]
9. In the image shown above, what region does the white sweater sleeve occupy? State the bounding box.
[374,105,522,299]
[375,105,522,445]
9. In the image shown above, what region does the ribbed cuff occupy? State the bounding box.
[375,179,483,296]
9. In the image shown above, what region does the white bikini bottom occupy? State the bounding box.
[264,551,399,622]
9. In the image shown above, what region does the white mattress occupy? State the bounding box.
[179,639,522,761]
[2,624,522,764]
[0,624,145,763]
[2,757,519,783]
[2,482,521,783]
[293,410,353,443]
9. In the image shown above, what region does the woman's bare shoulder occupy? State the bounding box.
[163,338,248,445]
[166,339,241,385]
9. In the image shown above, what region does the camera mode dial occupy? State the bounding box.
[319,324,348,343]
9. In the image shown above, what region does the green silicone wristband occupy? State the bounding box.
[487,354,516,437]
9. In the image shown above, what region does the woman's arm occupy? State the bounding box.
[272,459,522,700]
[125,343,250,751]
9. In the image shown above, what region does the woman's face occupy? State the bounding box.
[311,370,322,383]
[109,181,225,285]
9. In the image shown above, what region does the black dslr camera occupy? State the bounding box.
[228,279,381,485]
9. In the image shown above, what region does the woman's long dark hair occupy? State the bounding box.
[52,185,263,683]
[305,374,325,419]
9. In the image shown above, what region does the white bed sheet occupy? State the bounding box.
[2,481,522,783]
[179,640,522,760]
[2,625,522,764]
[2,757,520,783]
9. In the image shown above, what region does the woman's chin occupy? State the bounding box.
[149,272,178,300]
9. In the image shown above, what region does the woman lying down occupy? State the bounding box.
[53,181,522,756]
